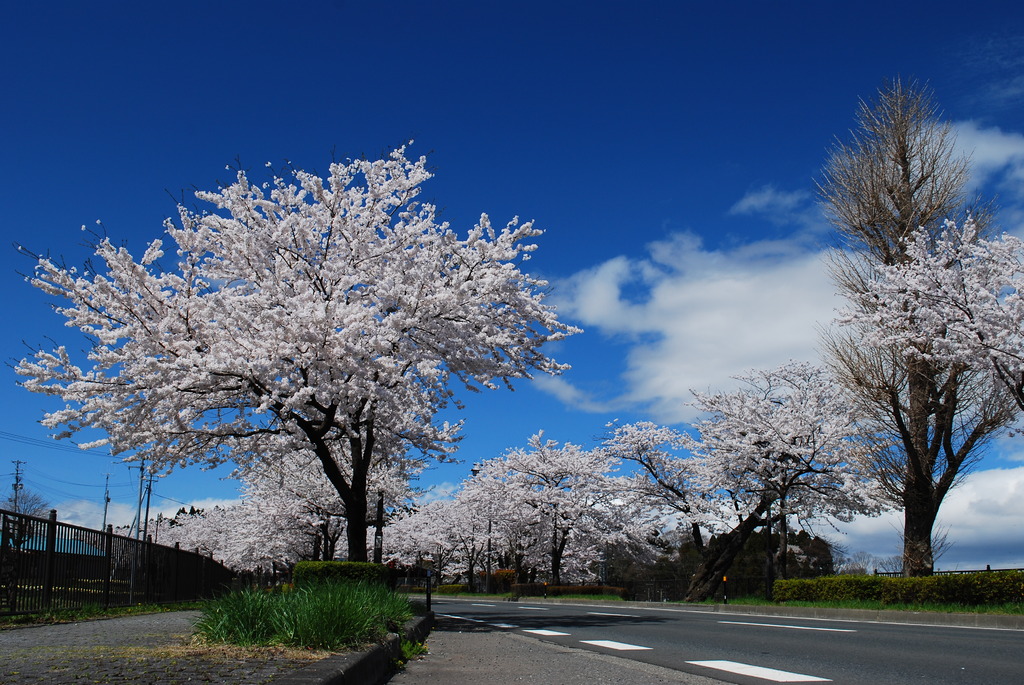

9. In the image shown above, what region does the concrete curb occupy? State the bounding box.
[272,612,434,685]
[503,597,1024,630]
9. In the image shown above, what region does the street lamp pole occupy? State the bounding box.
[470,462,493,594]
[373,492,385,564]
[486,518,492,594]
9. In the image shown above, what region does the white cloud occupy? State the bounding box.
[954,121,1024,234]
[728,185,829,237]
[955,120,1024,189]
[532,375,621,413]
[730,185,808,216]
[55,496,241,530]
[415,481,460,505]
[555,232,837,422]
[932,466,1024,569]
[833,466,1024,570]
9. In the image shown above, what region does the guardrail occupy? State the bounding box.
[1,508,233,615]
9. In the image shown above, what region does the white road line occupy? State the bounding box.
[719,620,856,633]
[439,613,516,629]
[517,606,550,610]
[471,603,496,607]
[523,629,571,636]
[580,639,652,651]
[587,611,638,617]
[687,660,831,682]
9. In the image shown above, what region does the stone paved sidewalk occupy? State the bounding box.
[0,611,319,684]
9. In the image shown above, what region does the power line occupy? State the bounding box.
[0,430,117,457]
[19,469,134,490]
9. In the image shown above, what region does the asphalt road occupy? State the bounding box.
[428,598,1024,684]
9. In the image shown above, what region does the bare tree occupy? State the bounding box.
[2,487,50,518]
[820,79,1017,577]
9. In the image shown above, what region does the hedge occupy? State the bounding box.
[293,561,391,587]
[436,584,470,594]
[773,571,1024,606]
[511,583,628,598]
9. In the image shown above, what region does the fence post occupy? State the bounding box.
[172,542,180,603]
[42,509,58,609]
[145,534,153,603]
[103,525,113,609]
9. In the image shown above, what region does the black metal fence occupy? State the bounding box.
[1,508,233,616]
[874,565,1024,577]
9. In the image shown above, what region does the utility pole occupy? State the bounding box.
[101,473,111,530]
[373,492,385,564]
[130,461,146,541]
[142,472,154,541]
[11,460,25,513]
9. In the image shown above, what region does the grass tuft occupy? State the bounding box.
[193,581,413,651]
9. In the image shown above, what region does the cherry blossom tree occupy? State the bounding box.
[845,218,1024,409]
[17,146,578,561]
[389,434,652,588]
[386,499,465,583]
[149,452,414,572]
[606,362,883,601]
[474,433,646,585]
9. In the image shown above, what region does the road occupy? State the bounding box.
[428,597,1023,684]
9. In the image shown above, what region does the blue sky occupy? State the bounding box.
[4,1,1024,568]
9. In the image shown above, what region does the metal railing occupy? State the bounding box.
[1,508,233,616]
[873,565,1024,577]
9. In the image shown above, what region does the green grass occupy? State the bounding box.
[0,600,206,628]
[414,589,625,601]
[193,581,413,651]
[541,593,623,601]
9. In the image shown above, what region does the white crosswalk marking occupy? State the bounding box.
[580,639,652,651]
[523,629,571,636]
[687,660,831,682]
[439,614,484,623]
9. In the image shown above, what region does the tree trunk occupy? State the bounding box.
[514,551,527,583]
[345,494,369,562]
[764,511,775,600]
[776,508,789,580]
[685,503,767,602]
[902,485,938,576]
[550,533,568,587]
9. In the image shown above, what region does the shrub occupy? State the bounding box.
[293,561,390,587]
[492,569,516,592]
[395,585,427,594]
[774,571,1024,606]
[436,584,470,594]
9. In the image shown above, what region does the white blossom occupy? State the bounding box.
[17,146,578,561]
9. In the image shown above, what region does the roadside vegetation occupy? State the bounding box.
[713,596,1024,615]
[419,571,1024,616]
[193,581,413,650]
[0,600,205,629]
